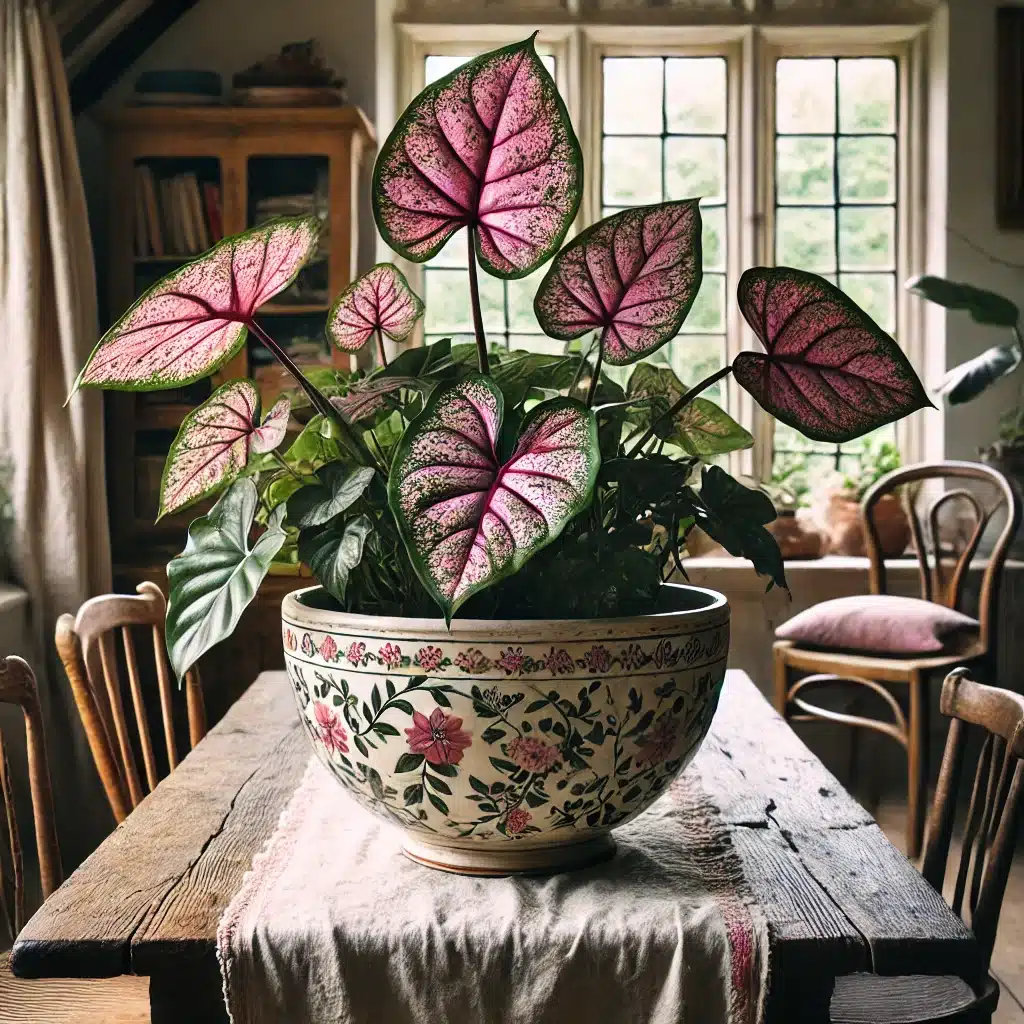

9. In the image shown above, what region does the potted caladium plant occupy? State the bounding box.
[74,36,930,875]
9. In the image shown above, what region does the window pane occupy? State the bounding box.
[838,136,896,203]
[682,274,726,333]
[702,206,726,272]
[665,137,726,203]
[839,273,896,332]
[506,270,546,331]
[776,59,836,133]
[838,58,896,133]
[776,207,836,271]
[424,269,472,334]
[666,58,726,133]
[667,336,726,400]
[604,58,663,134]
[776,137,835,205]
[838,206,895,270]
[603,137,662,206]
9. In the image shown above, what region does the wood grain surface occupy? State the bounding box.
[10,670,979,1023]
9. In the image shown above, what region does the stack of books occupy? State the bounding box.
[134,166,224,258]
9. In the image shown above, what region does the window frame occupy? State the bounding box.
[388,18,936,479]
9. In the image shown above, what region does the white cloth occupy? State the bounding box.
[218,758,768,1024]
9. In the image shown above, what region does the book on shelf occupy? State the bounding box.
[133,167,223,259]
[135,165,164,257]
[203,182,223,242]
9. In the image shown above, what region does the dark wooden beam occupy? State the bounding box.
[69,0,201,116]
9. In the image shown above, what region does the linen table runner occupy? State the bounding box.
[218,757,768,1024]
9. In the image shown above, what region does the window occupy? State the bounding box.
[391,22,929,483]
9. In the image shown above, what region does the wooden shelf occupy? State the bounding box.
[134,254,195,264]
[136,403,192,430]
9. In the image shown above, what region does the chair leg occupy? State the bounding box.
[773,647,790,719]
[906,670,929,860]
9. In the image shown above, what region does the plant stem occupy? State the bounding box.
[569,335,599,395]
[375,327,389,368]
[585,346,604,407]
[466,227,489,375]
[626,364,733,458]
[270,448,303,482]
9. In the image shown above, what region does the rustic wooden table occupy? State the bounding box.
[10,670,979,1022]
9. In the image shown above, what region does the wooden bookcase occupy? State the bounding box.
[100,106,375,688]
[101,105,375,561]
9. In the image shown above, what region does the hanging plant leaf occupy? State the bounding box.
[289,463,377,528]
[373,34,583,278]
[165,479,286,680]
[733,267,932,443]
[159,380,289,518]
[533,201,702,365]
[625,363,753,457]
[298,515,374,604]
[906,275,1020,328]
[939,344,1022,405]
[388,376,599,620]
[252,396,291,453]
[331,377,422,424]
[327,263,425,352]
[73,216,320,392]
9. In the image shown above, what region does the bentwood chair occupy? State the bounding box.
[831,669,1024,1023]
[774,461,1021,858]
[55,582,207,824]
[0,656,149,1021]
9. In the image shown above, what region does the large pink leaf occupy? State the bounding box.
[373,35,582,279]
[533,201,703,365]
[388,376,599,619]
[159,379,288,517]
[74,217,320,392]
[733,267,932,443]
[330,376,420,424]
[327,263,424,354]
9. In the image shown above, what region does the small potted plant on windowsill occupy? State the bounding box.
[72,36,930,875]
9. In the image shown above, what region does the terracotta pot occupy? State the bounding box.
[281,584,730,876]
[825,491,910,558]
[766,510,824,559]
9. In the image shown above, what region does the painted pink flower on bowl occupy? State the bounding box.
[314,701,349,755]
[581,644,611,674]
[544,647,574,676]
[346,641,366,666]
[635,715,679,767]
[505,807,532,835]
[301,633,316,657]
[405,708,472,766]
[496,646,527,676]
[415,645,446,672]
[507,735,560,773]
[319,635,339,662]
[378,642,402,669]
[284,629,297,651]
[454,648,491,674]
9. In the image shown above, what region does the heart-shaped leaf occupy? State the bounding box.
[298,514,374,604]
[373,34,582,278]
[289,463,376,528]
[327,263,425,353]
[625,363,753,457]
[331,377,421,424]
[165,479,286,679]
[74,216,320,392]
[940,344,1022,404]
[389,376,599,619]
[160,380,290,518]
[733,267,932,443]
[534,201,702,365]
[906,275,1020,328]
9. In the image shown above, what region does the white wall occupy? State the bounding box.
[78,0,379,278]
[944,0,1024,460]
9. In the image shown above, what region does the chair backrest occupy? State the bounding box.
[0,657,61,941]
[54,582,207,824]
[921,668,1024,972]
[861,460,1021,653]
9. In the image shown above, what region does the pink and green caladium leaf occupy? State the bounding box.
[388,376,599,620]
[533,200,703,365]
[73,216,320,392]
[327,263,425,353]
[373,34,583,279]
[159,380,291,518]
[733,267,932,443]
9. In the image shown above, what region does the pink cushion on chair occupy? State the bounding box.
[775,595,979,655]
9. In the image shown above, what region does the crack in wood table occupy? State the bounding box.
[9,670,980,1022]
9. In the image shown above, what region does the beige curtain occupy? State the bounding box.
[0,0,112,874]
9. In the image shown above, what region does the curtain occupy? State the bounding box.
[0,0,113,877]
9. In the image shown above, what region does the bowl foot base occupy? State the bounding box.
[402,833,616,876]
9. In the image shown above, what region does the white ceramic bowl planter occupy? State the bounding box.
[282,583,729,875]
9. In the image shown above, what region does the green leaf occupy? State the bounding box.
[283,415,343,473]
[298,514,373,604]
[404,783,424,805]
[427,791,449,815]
[289,463,376,527]
[940,344,1022,405]
[395,752,425,773]
[907,275,1020,328]
[431,762,459,778]
[425,774,452,795]
[166,479,286,680]
[377,337,453,381]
